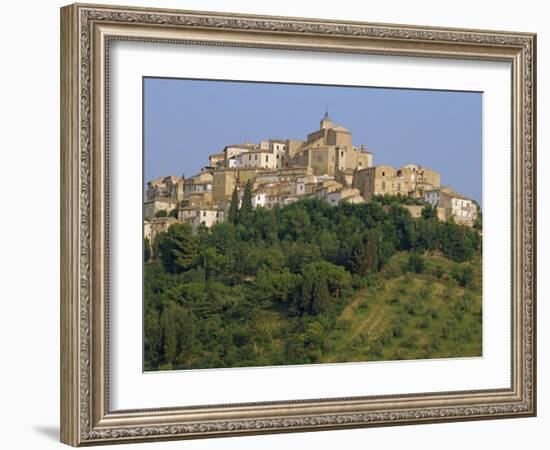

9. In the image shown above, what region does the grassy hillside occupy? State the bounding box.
[323,252,482,362]
[237,251,482,366]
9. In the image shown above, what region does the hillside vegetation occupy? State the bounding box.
[144,194,482,371]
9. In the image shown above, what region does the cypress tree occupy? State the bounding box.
[228,184,239,224]
[239,180,254,223]
[161,308,177,365]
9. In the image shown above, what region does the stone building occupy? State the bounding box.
[402,204,447,221]
[208,153,225,169]
[212,167,260,202]
[144,112,477,234]
[144,197,178,221]
[424,187,478,226]
[184,171,213,198]
[223,143,257,166]
[327,188,364,206]
[146,175,184,202]
[352,164,441,201]
[397,164,441,198]
[315,179,342,199]
[178,207,224,231]
[286,112,372,176]
[236,149,279,169]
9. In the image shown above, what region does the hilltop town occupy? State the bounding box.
[144,112,478,243]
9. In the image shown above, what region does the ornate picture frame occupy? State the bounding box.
[60,3,536,446]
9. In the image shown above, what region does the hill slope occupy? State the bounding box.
[321,252,482,363]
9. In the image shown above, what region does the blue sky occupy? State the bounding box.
[144,78,482,204]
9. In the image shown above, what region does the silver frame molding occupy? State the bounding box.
[60,3,536,446]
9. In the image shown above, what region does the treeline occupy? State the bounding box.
[144,195,481,370]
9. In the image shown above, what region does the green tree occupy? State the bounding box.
[279,208,310,241]
[168,208,178,218]
[161,306,177,364]
[452,265,475,287]
[255,268,300,305]
[144,237,151,262]
[300,264,325,314]
[159,223,198,273]
[421,204,437,220]
[408,252,425,274]
[352,228,389,274]
[176,309,197,367]
[300,261,350,314]
[440,223,480,262]
[389,205,416,250]
[155,209,168,218]
[153,231,166,259]
[144,307,160,369]
[473,201,483,231]
[228,185,240,224]
[239,180,254,223]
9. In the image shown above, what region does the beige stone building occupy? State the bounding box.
[402,204,447,221]
[315,179,342,199]
[144,113,476,230]
[397,164,441,198]
[146,175,184,202]
[178,207,224,231]
[424,187,478,226]
[184,171,213,198]
[144,197,178,221]
[352,164,441,201]
[212,167,260,202]
[236,149,279,169]
[223,143,257,167]
[327,188,364,206]
[187,191,214,208]
[208,153,225,169]
[287,113,373,177]
[252,185,298,209]
[295,174,319,197]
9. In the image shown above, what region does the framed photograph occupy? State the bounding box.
[60,3,536,446]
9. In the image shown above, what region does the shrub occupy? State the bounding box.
[417,317,430,329]
[408,252,426,274]
[392,319,405,337]
[452,265,474,287]
[389,297,400,306]
[425,306,439,319]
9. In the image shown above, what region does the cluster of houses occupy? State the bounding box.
[144,113,479,243]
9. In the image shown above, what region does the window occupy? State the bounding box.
[255,155,258,161]
[266,155,269,163]
[382,171,385,176]
[248,154,251,160]
[202,211,206,217]
[341,150,344,157]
